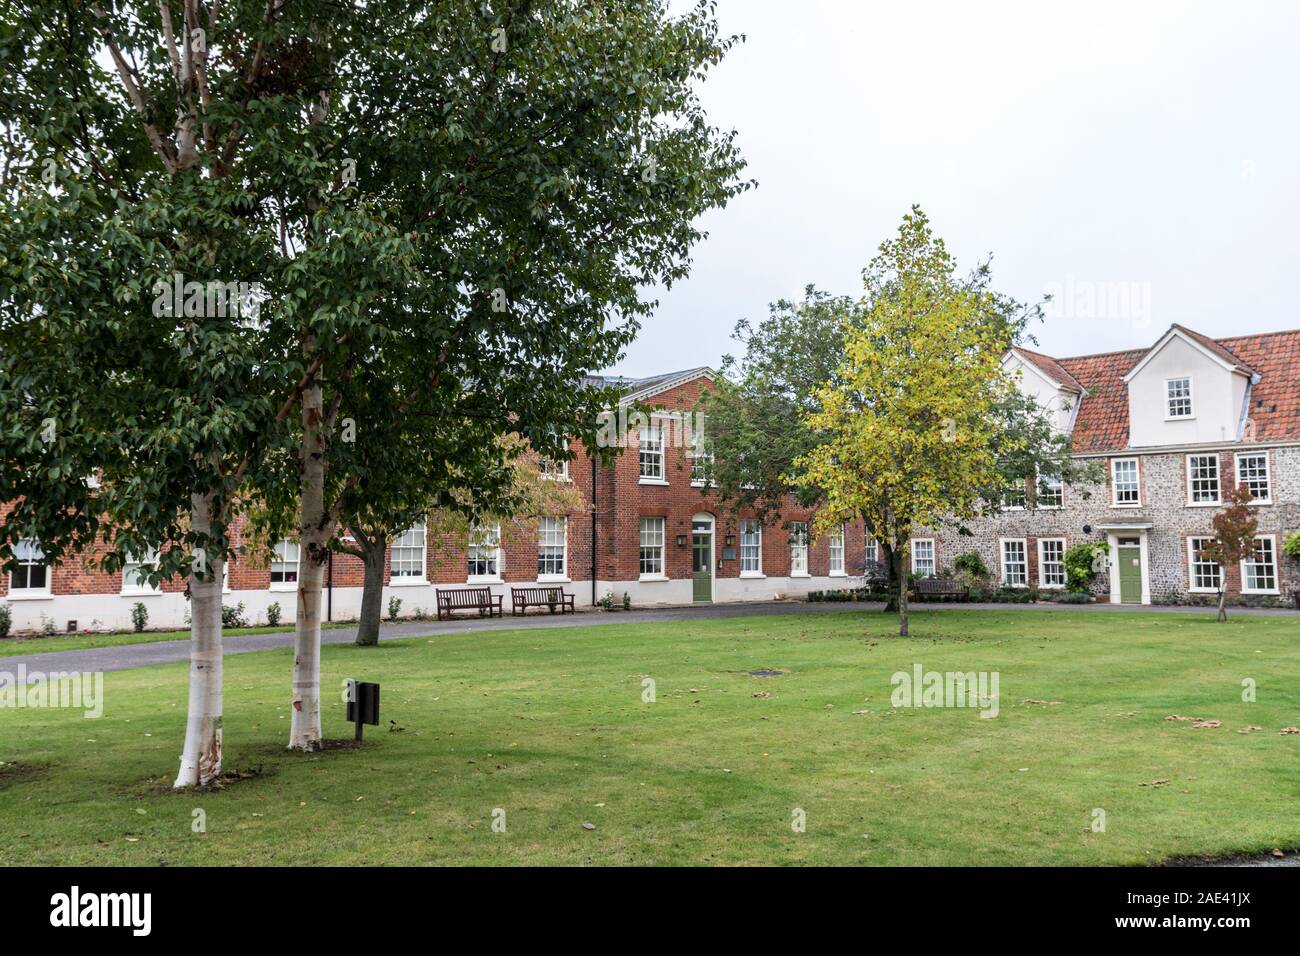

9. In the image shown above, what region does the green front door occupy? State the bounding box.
[1117,543,1142,604]
[692,533,712,603]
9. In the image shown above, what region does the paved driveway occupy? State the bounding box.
[1,599,1294,679]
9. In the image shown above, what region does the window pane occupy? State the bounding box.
[1167,377,1193,418]
[1189,537,1222,591]
[639,425,663,479]
[1036,474,1063,508]
[468,523,501,578]
[1245,538,1276,591]
[270,541,299,584]
[640,517,664,575]
[392,524,426,578]
[1236,454,1269,501]
[789,522,808,574]
[740,519,762,573]
[1112,460,1139,504]
[912,540,934,577]
[12,539,48,591]
[1002,540,1027,586]
[1188,455,1220,503]
[1039,539,1065,586]
[829,526,844,573]
[538,517,566,577]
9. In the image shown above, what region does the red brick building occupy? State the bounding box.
[1,369,865,633]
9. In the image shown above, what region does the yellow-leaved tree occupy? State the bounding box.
[795,207,1024,636]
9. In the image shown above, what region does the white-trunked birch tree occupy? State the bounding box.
[258,0,751,750]
[3,0,750,762]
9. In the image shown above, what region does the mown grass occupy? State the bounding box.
[1,609,1297,865]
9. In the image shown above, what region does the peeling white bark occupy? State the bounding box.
[289,373,328,750]
[175,491,224,788]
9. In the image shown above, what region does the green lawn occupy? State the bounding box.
[2,609,1298,865]
[0,621,351,658]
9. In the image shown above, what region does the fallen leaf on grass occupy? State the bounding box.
[1165,715,1202,722]
[1280,727,1300,735]
[751,691,771,699]
[1238,726,1264,734]
[1140,779,1170,788]
[1191,720,1222,729]
[581,822,596,831]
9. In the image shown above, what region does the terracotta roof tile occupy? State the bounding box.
[1172,324,1259,376]
[1046,328,1300,452]
[1014,347,1084,392]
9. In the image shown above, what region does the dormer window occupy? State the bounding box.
[1165,377,1193,419]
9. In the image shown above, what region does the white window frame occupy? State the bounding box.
[1000,538,1028,588]
[268,540,300,591]
[121,547,162,596]
[639,517,666,580]
[1240,535,1279,595]
[740,518,764,578]
[1186,536,1222,594]
[689,446,713,487]
[1035,473,1063,510]
[1000,479,1026,511]
[788,521,809,577]
[537,516,568,582]
[9,539,52,598]
[865,536,879,566]
[1234,451,1271,504]
[539,458,570,481]
[1111,458,1140,507]
[1037,538,1066,589]
[828,525,846,577]
[1185,453,1221,506]
[911,538,935,578]
[467,522,503,583]
[1165,376,1194,419]
[638,423,666,483]
[390,523,428,585]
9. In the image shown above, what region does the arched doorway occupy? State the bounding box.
[691,513,715,604]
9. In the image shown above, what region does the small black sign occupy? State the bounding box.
[346,680,380,740]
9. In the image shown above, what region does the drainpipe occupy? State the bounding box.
[591,455,598,606]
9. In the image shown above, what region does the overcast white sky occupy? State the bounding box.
[609,0,1300,376]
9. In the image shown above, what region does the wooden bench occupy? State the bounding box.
[511,586,576,616]
[436,587,503,621]
[913,576,969,600]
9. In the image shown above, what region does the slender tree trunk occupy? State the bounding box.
[175,490,225,788]
[355,529,387,647]
[1217,586,1228,623]
[894,544,909,637]
[881,540,899,612]
[289,371,329,751]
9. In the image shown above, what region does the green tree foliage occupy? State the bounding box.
[796,207,1036,636]
[1,1,751,766]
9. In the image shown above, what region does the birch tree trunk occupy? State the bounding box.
[355,529,387,647]
[175,490,225,788]
[289,370,330,750]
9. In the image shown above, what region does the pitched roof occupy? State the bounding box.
[584,367,715,404]
[1172,324,1259,377]
[1040,327,1300,452]
[1012,346,1084,392]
